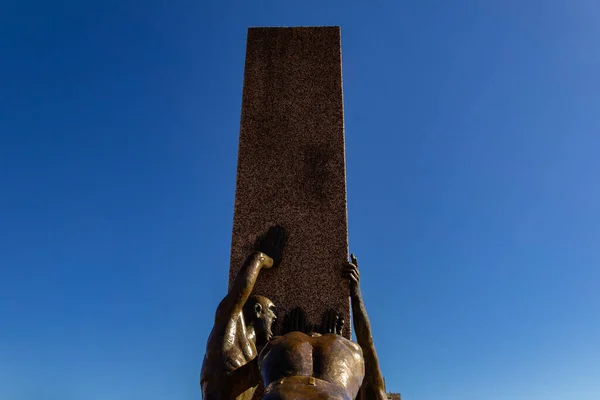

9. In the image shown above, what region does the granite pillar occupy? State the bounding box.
[228,26,350,338]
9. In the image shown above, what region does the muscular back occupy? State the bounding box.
[258,332,365,400]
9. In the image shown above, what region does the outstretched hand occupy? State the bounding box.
[342,254,360,296]
[282,307,308,335]
[318,309,344,335]
[282,308,344,336]
[254,225,287,267]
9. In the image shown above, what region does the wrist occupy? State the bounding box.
[253,251,274,268]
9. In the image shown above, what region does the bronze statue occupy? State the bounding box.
[200,222,385,400]
[200,226,287,400]
[257,255,386,400]
[345,254,387,400]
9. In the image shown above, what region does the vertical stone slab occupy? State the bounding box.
[229,26,350,338]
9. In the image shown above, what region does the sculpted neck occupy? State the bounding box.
[245,323,257,346]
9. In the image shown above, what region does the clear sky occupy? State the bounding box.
[1,1,599,399]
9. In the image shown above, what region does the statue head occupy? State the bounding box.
[243,295,277,348]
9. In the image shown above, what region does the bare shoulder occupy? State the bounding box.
[203,312,254,373]
[313,334,363,357]
[336,335,363,358]
[259,332,307,354]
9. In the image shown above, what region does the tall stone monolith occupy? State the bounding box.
[229,26,350,338]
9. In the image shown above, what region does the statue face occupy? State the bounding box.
[251,295,277,347]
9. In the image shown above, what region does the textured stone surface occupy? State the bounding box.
[228,26,350,339]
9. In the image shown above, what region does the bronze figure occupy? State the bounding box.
[345,254,387,400]
[257,254,386,400]
[200,226,287,400]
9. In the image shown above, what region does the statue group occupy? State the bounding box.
[200,226,387,400]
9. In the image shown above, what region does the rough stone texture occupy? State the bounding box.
[228,26,350,339]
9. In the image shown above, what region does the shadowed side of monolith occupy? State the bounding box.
[228,26,350,338]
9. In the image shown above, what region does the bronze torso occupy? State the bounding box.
[201,314,260,400]
[258,332,365,400]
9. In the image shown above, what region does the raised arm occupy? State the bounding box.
[201,227,286,400]
[343,254,387,400]
[214,226,286,326]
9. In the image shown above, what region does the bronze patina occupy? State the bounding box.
[200,226,287,400]
[256,255,386,400]
[200,225,386,400]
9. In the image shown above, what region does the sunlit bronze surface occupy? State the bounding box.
[201,226,287,400]
[344,255,387,400]
[255,255,386,400]
[259,332,364,400]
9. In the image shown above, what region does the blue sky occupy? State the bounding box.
[1,1,599,399]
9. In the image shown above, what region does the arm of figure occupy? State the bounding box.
[201,226,287,397]
[201,251,272,389]
[343,254,387,400]
[213,226,286,338]
[214,251,272,327]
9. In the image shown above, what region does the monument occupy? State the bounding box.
[200,26,398,400]
[229,26,350,337]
